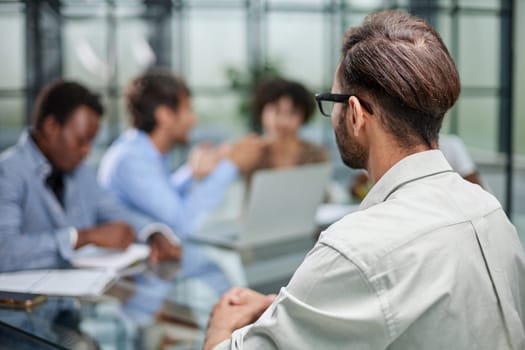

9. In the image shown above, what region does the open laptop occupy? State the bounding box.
[190,163,332,249]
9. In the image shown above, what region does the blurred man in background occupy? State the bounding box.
[0,80,181,272]
[98,69,266,240]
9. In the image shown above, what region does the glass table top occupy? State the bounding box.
[0,241,247,350]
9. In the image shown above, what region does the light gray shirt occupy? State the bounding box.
[216,150,525,350]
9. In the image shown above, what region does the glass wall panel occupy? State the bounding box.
[457,96,498,151]
[116,19,151,87]
[344,12,368,29]
[0,15,24,89]
[512,0,525,236]
[268,0,327,6]
[344,0,385,10]
[458,14,500,88]
[514,0,525,156]
[192,93,245,141]
[63,18,110,88]
[0,98,25,150]
[186,9,246,89]
[434,13,452,49]
[0,8,25,152]
[266,12,325,87]
[459,0,501,9]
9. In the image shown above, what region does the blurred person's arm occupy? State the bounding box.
[463,172,483,186]
[87,166,181,261]
[100,149,238,239]
[75,222,134,249]
[170,143,223,195]
[225,135,268,174]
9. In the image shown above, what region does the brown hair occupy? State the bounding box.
[252,78,315,132]
[338,10,460,147]
[126,69,190,133]
[32,80,103,131]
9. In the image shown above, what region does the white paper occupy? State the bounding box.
[72,243,150,271]
[0,269,116,296]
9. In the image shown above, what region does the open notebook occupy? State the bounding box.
[0,269,116,297]
[72,243,150,272]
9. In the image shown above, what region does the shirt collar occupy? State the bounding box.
[126,128,164,158]
[19,129,52,176]
[359,150,453,210]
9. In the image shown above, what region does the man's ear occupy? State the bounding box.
[347,96,367,137]
[41,115,61,136]
[154,105,173,127]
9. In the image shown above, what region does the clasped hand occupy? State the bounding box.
[203,287,276,350]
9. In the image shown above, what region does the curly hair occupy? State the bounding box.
[32,80,104,130]
[252,78,315,132]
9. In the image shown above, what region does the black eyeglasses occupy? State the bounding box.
[315,92,373,117]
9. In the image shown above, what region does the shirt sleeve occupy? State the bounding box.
[0,166,73,271]
[170,164,193,195]
[219,243,390,350]
[87,168,179,244]
[103,155,238,239]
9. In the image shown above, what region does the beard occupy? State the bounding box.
[334,109,367,169]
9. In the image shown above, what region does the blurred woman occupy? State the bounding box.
[249,78,327,171]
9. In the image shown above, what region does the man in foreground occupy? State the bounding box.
[203,10,525,350]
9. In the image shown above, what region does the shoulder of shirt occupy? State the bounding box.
[102,132,152,165]
[0,142,31,177]
[318,175,502,273]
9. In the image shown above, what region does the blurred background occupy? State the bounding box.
[0,0,524,234]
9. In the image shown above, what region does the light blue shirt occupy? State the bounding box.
[98,129,238,239]
[0,131,166,272]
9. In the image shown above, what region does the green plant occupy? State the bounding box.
[225,61,283,131]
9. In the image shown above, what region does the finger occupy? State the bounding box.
[229,294,242,305]
[172,246,183,259]
[223,287,244,304]
[149,245,159,264]
[161,246,182,261]
[224,287,243,299]
[266,294,277,302]
[229,288,257,305]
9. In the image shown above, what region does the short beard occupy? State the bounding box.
[334,108,367,169]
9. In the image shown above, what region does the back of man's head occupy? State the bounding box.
[338,10,460,148]
[126,69,190,133]
[32,80,104,131]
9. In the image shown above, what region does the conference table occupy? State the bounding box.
[0,242,247,350]
[0,203,357,349]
